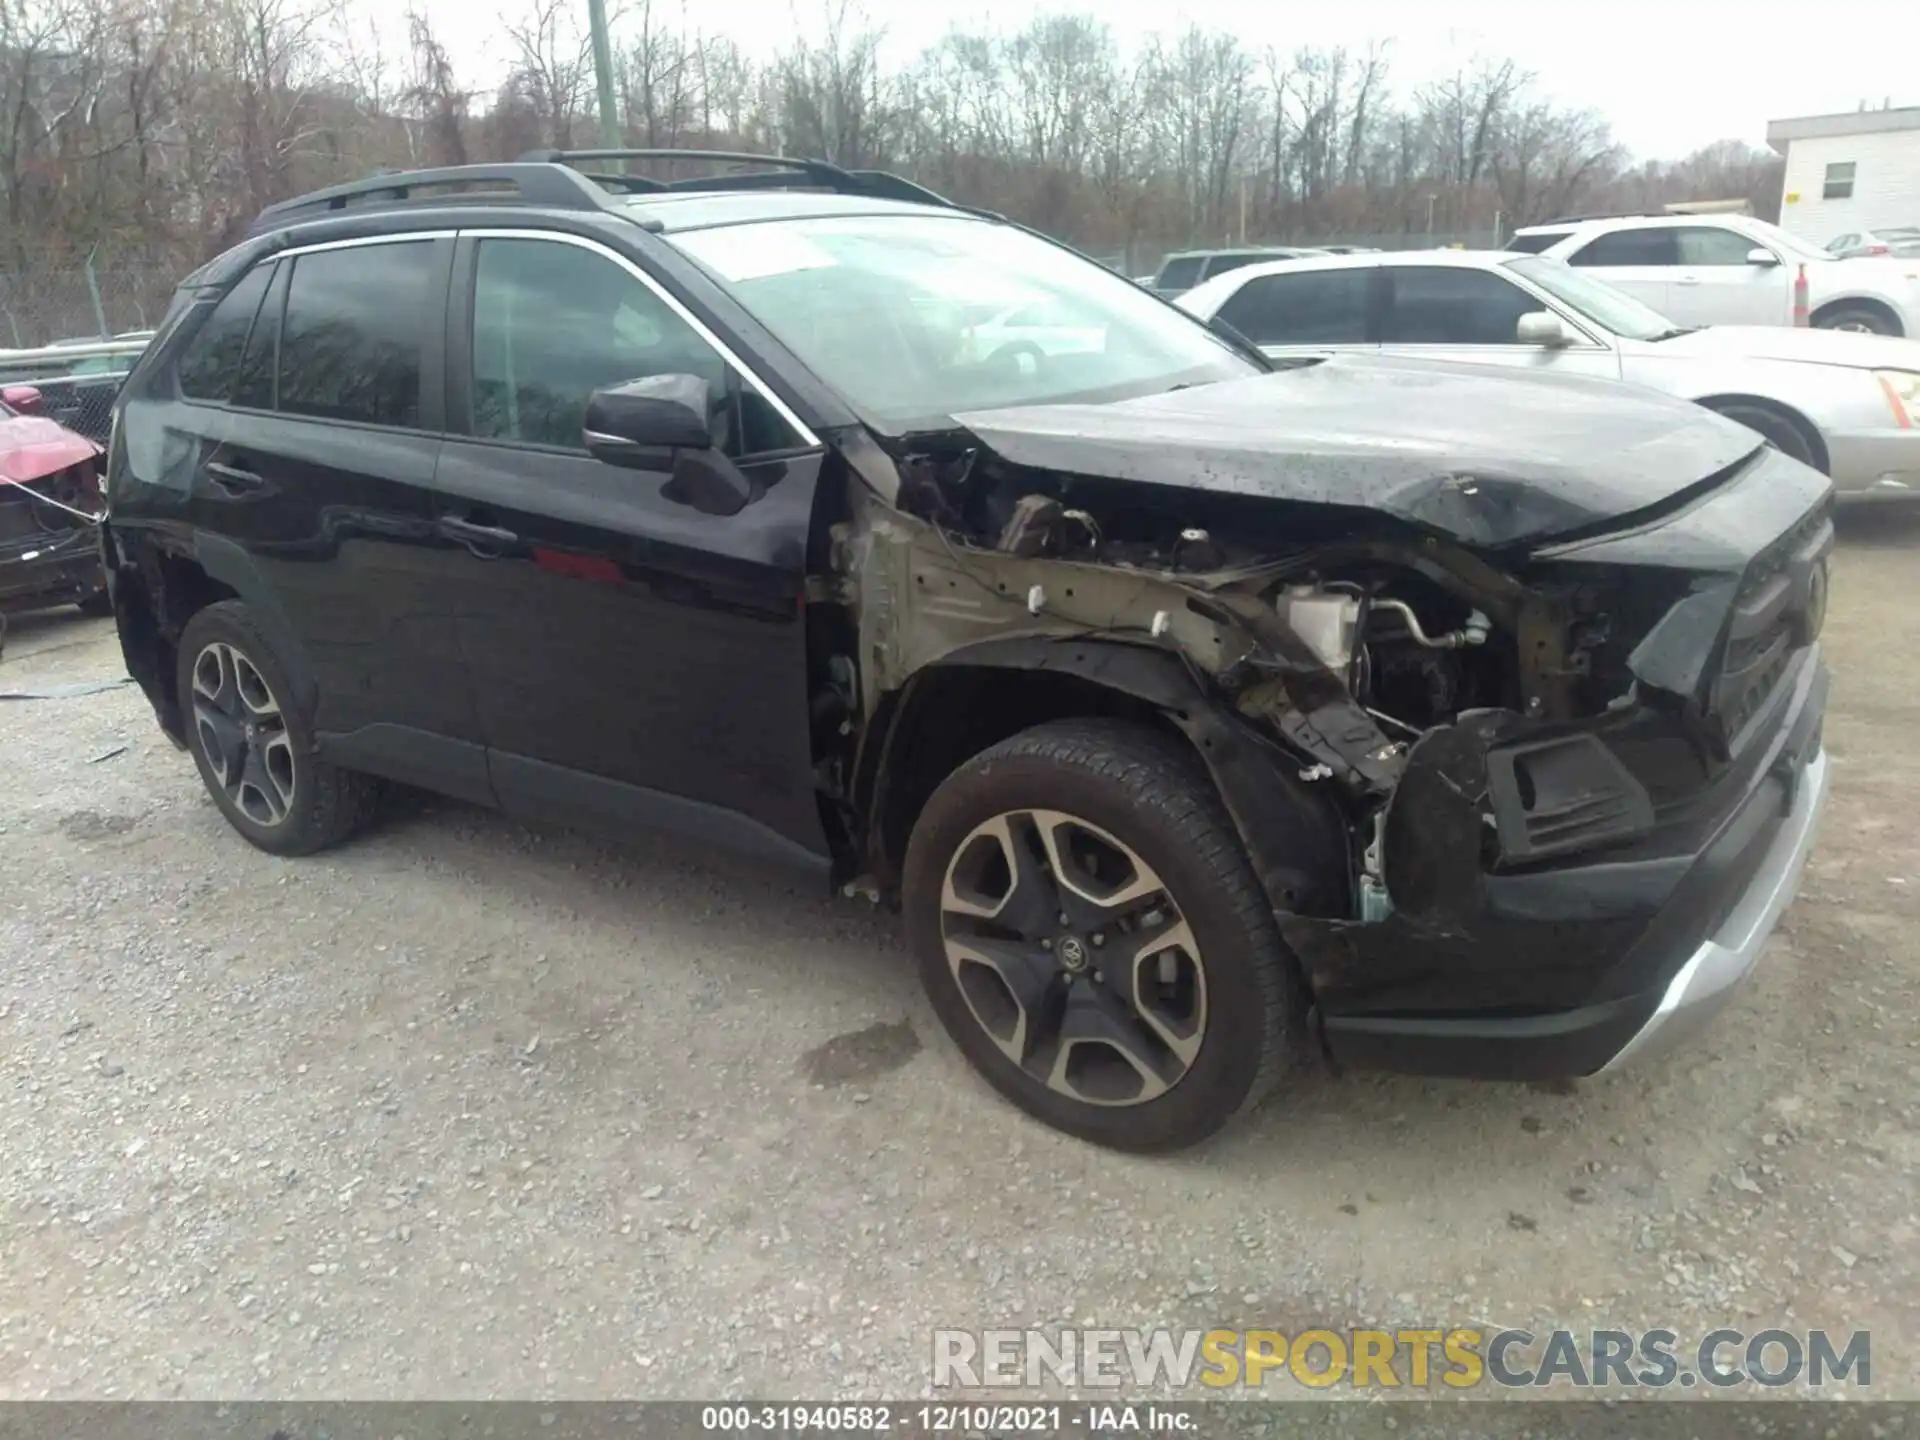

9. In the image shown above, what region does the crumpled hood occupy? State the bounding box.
[0,414,101,485]
[954,353,1767,548]
[1649,324,1920,369]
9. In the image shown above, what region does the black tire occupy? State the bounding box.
[1813,305,1899,337]
[176,600,379,856]
[902,718,1306,1152]
[1705,401,1820,470]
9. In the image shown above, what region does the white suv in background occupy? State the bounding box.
[1508,213,1920,337]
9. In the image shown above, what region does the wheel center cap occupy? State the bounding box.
[1057,936,1088,971]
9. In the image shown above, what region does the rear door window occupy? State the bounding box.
[1382,267,1537,345]
[277,242,435,428]
[1215,270,1372,345]
[176,265,273,402]
[1569,228,1678,267]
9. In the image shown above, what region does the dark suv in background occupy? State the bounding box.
[103,151,1831,1151]
[1149,246,1328,298]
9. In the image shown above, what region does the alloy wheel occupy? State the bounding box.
[939,808,1208,1106]
[191,641,296,827]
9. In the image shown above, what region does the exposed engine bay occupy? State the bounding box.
[826,409,1833,940]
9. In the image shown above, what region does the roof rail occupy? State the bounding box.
[520,147,964,209]
[249,163,613,235]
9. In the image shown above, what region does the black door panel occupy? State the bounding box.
[124,235,485,793]
[429,230,832,869]
[432,437,829,866]
[187,408,473,747]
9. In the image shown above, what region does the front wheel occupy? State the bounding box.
[902,718,1307,1152]
[1704,401,1820,470]
[1814,305,1899,336]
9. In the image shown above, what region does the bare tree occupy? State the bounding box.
[501,0,593,149]
[0,0,1783,330]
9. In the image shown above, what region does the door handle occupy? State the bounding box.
[437,513,520,554]
[1674,275,1702,286]
[205,461,263,493]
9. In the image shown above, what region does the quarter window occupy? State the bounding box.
[1201,253,1272,281]
[1215,270,1371,345]
[1155,256,1205,290]
[232,263,286,410]
[1505,231,1570,254]
[1823,162,1855,200]
[176,265,273,402]
[278,242,434,429]
[469,237,795,455]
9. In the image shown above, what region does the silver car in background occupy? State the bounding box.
[1176,249,1920,500]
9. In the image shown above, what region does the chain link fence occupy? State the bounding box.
[0,261,174,444]
[0,261,178,349]
[0,362,132,444]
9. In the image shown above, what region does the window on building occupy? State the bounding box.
[1823,162,1855,200]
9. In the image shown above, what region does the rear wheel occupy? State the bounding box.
[1704,401,1820,470]
[176,601,379,856]
[903,718,1306,1152]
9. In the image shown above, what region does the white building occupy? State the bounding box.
[1767,105,1920,245]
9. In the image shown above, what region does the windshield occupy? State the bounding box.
[1505,255,1683,341]
[672,216,1255,431]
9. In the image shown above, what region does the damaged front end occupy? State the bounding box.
[825,377,1833,1079]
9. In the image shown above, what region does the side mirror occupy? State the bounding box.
[584,373,714,458]
[1516,311,1572,348]
[1,383,43,414]
[582,373,753,518]
[1745,247,1780,267]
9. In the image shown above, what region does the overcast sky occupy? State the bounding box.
[402,0,1911,159]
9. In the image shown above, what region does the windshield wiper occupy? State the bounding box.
[1647,326,1698,342]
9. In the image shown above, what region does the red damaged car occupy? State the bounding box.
[0,383,110,619]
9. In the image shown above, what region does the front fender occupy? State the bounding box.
[862,635,1353,922]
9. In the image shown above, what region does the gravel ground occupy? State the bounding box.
[1,509,1916,1402]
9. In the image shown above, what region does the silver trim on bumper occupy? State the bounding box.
[1596,746,1830,1074]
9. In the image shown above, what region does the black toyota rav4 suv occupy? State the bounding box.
[102,151,1833,1151]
